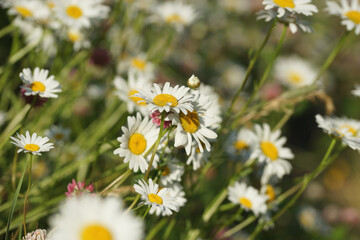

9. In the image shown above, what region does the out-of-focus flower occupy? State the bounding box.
[339,207,360,225]
[49,195,144,240]
[117,54,155,80]
[5,0,50,21]
[273,56,318,88]
[22,229,48,240]
[322,204,340,224]
[315,114,360,151]
[152,1,197,31]
[134,179,180,216]
[250,124,294,184]
[219,0,252,14]
[45,125,70,144]
[159,162,184,186]
[262,0,318,18]
[10,131,54,155]
[135,82,193,114]
[260,184,277,203]
[169,92,217,155]
[66,28,90,51]
[298,206,331,234]
[54,0,109,29]
[20,67,61,99]
[260,82,283,100]
[226,128,257,161]
[113,71,151,116]
[150,110,172,128]
[352,85,360,96]
[90,47,111,67]
[326,0,360,35]
[113,113,159,173]
[166,183,187,208]
[65,179,94,197]
[86,84,106,100]
[228,182,268,216]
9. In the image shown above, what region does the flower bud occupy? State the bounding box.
[187,74,200,89]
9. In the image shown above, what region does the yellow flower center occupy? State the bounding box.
[128,89,147,106]
[166,14,183,23]
[162,166,171,176]
[260,141,279,161]
[289,72,302,84]
[47,1,55,9]
[68,31,81,42]
[179,110,200,133]
[233,141,248,152]
[15,6,33,17]
[128,133,146,155]
[31,81,46,92]
[24,144,40,152]
[273,0,295,8]
[81,224,113,240]
[66,5,83,19]
[131,58,147,71]
[153,94,178,107]
[148,193,163,204]
[346,10,360,24]
[340,124,357,136]
[265,185,276,202]
[239,197,252,208]
[54,133,64,140]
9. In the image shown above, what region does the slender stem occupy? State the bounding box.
[22,154,33,235]
[0,24,15,39]
[99,169,132,196]
[222,215,257,238]
[226,19,278,120]
[142,206,150,219]
[126,194,140,212]
[248,139,337,240]
[234,26,287,125]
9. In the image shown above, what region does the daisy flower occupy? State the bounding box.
[353,85,360,96]
[197,84,222,130]
[54,0,110,29]
[326,0,360,35]
[262,0,318,17]
[113,113,159,173]
[65,179,94,197]
[10,131,54,155]
[169,92,218,155]
[186,141,210,170]
[159,161,184,186]
[49,195,144,240]
[273,56,318,88]
[117,54,155,80]
[45,125,70,144]
[134,179,180,216]
[66,28,91,51]
[135,82,194,114]
[228,182,268,216]
[260,184,277,203]
[167,183,187,207]
[226,128,257,160]
[315,114,360,151]
[251,123,294,182]
[6,0,50,21]
[22,229,48,240]
[20,67,61,99]
[153,1,197,31]
[113,70,151,116]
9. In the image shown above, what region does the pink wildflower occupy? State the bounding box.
[65,179,94,197]
[150,110,172,128]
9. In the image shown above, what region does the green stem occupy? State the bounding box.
[99,169,132,196]
[225,19,277,124]
[222,215,257,238]
[0,24,16,39]
[22,154,33,235]
[248,139,337,240]
[142,206,150,219]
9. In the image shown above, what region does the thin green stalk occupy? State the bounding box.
[235,26,287,124]
[5,157,29,240]
[99,169,132,196]
[0,24,16,39]
[142,206,150,219]
[22,154,33,235]
[145,219,167,240]
[248,139,337,240]
[225,19,278,123]
[222,215,257,238]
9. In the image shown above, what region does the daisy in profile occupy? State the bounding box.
[5,0,50,21]
[54,0,110,29]
[315,114,360,151]
[226,128,257,160]
[49,195,144,240]
[159,161,184,185]
[186,141,210,170]
[326,0,360,35]
[353,85,360,96]
[169,92,218,155]
[228,182,268,216]
[10,131,54,155]
[22,229,48,240]
[113,113,159,173]
[113,70,151,116]
[262,0,318,17]
[153,1,197,31]
[167,183,187,208]
[20,67,61,99]
[134,179,180,216]
[251,123,294,182]
[135,82,194,114]
[273,56,318,88]
[197,84,222,130]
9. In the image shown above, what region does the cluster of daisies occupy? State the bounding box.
[257,0,360,35]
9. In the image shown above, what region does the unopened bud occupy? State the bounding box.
[187,74,201,89]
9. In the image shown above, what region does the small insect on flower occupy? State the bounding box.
[134,179,180,216]
[20,67,62,99]
[49,195,144,240]
[22,229,48,240]
[10,131,54,155]
[228,182,268,216]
